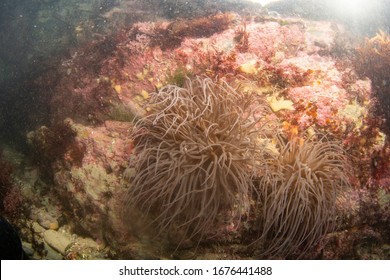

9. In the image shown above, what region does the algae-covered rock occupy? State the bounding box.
[51,120,133,244]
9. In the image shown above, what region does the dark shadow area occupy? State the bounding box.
[0,0,121,149]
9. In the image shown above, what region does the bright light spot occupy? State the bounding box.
[326,0,375,17]
[247,0,280,6]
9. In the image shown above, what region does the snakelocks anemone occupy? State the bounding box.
[125,76,270,243]
[256,135,351,257]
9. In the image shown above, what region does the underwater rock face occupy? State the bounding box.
[43,230,72,255]
[17,11,390,259]
[51,120,133,244]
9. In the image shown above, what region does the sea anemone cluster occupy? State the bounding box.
[126,76,351,256]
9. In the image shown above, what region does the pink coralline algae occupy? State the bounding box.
[247,21,306,60]
[288,85,348,127]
